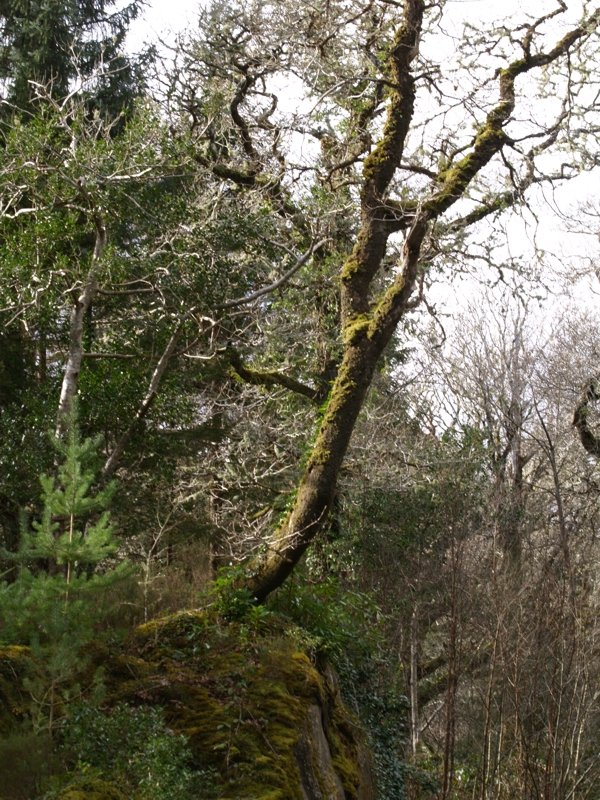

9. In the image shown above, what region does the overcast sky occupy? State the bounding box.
[128,0,202,51]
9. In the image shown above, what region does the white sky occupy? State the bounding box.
[128,0,202,51]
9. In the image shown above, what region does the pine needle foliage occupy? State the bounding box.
[0,414,130,731]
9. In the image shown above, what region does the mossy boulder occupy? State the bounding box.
[108,610,375,800]
[0,612,376,799]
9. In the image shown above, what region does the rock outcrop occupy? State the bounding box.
[109,610,375,799]
[0,610,375,799]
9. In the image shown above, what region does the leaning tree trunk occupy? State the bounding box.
[241,2,600,602]
[245,336,382,600]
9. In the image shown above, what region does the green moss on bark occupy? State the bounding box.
[342,315,370,346]
[341,254,361,281]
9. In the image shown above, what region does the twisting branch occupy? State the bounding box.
[230,71,259,164]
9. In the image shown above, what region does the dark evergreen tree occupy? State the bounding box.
[0,0,146,112]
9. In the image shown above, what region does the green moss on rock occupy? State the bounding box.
[106,610,373,800]
[0,611,374,799]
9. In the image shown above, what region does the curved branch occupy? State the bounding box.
[219,238,328,310]
[228,347,321,403]
[230,72,258,163]
[386,15,600,232]
[340,0,425,321]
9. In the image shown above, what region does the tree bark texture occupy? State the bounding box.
[573,379,600,458]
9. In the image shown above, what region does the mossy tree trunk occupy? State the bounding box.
[225,2,600,601]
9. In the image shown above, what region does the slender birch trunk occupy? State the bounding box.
[56,215,106,436]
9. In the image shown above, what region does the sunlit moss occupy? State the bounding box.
[107,610,371,799]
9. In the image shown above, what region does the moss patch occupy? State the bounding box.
[58,778,127,800]
[0,612,373,799]
[106,610,371,799]
[342,315,370,346]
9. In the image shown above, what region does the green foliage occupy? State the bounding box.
[0,383,56,553]
[26,429,116,573]
[57,703,216,800]
[0,417,131,731]
[206,565,259,621]
[53,776,127,800]
[1,421,127,639]
[0,90,273,561]
[402,759,441,799]
[0,0,147,114]
[355,683,408,800]
[335,640,408,798]
[2,95,216,603]
[270,576,377,660]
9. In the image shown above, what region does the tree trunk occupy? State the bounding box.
[56,216,106,436]
[237,2,600,602]
[244,335,381,601]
